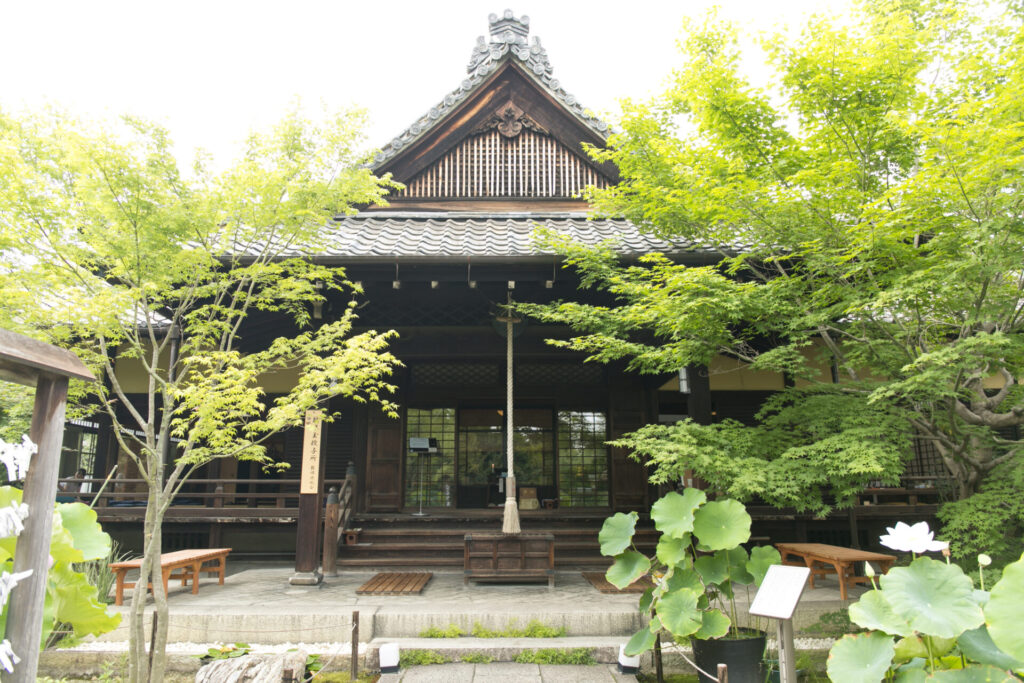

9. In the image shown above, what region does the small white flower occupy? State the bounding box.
[864,562,875,577]
[978,554,992,567]
[0,569,32,608]
[0,639,19,673]
[0,435,36,482]
[0,503,29,539]
[879,521,949,554]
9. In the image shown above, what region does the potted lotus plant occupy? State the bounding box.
[827,520,1024,682]
[599,489,780,683]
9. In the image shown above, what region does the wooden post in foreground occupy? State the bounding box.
[0,329,95,683]
[290,410,324,585]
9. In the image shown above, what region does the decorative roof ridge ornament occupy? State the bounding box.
[471,101,548,138]
[374,9,609,167]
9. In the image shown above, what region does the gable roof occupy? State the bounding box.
[372,10,610,175]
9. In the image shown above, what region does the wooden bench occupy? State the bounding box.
[110,548,232,606]
[776,542,896,600]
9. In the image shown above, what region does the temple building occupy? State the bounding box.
[61,11,948,564]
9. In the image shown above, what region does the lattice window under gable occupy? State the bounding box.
[399,129,611,200]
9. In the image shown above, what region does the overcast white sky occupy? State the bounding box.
[1,0,851,166]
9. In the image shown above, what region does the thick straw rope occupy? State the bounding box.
[502,311,521,534]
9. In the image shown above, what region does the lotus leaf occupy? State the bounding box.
[607,550,650,589]
[827,631,895,683]
[656,587,703,637]
[656,534,690,568]
[958,625,1024,671]
[651,489,706,539]
[624,624,658,657]
[693,608,730,639]
[747,545,781,587]
[599,511,638,557]
[985,553,1024,662]
[880,558,984,639]
[850,590,913,638]
[692,499,751,551]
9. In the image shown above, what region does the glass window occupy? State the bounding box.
[557,411,608,507]
[405,408,456,507]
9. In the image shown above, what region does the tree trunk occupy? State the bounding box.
[129,485,157,683]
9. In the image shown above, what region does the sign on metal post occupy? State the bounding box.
[749,564,811,683]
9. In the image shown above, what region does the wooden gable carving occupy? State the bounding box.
[397,99,611,200]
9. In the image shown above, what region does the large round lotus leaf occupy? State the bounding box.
[985,553,1024,662]
[694,608,730,639]
[880,558,984,639]
[607,550,651,590]
[747,546,781,587]
[895,668,928,683]
[692,499,751,551]
[694,553,729,586]
[652,489,706,539]
[924,666,1016,682]
[827,632,895,683]
[657,534,691,568]
[624,624,658,656]
[666,566,704,595]
[656,587,703,638]
[49,562,122,636]
[639,586,656,614]
[958,625,1024,671]
[599,511,638,557]
[850,590,913,637]
[57,502,111,562]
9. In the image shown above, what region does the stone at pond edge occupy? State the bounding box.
[195,649,308,683]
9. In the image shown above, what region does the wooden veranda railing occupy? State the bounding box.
[60,476,357,523]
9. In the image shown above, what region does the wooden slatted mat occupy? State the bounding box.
[356,572,432,595]
[582,572,655,594]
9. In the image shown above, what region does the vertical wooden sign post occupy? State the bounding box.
[748,564,812,683]
[0,329,95,683]
[290,409,324,585]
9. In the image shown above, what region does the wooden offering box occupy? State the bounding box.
[464,533,555,588]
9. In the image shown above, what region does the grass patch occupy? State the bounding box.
[461,653,496,664]
[398,649,449,667]
[470,620,567,638]
[314,673,379,683]
[419,624,466,638]
[514,648,594,665]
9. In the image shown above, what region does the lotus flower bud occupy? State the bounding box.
[864,562,875,577]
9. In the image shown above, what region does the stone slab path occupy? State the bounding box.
[380,662,637,682]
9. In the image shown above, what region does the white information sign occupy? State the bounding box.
[300,410,323,495]
[749,564,811,621]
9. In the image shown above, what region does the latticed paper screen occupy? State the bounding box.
[405,408,456,507]
[557,411,609,507]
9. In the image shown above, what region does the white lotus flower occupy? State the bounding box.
[978,553,992,567]
[0,639,18,673]
[0,503,29,538]
[0,569,32,608]
[0,435,36,482]
[879,521,949,554]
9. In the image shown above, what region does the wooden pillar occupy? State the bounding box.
[290,410,324,585]
[685,366,712,425]
[5,374,69,683]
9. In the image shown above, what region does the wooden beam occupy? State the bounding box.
[0,328,95,385]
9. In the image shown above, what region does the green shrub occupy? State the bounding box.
[469,619,566,638]
[514,648,594,665]
[938,457,1024,570]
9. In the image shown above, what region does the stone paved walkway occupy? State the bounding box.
[380,662,637,682]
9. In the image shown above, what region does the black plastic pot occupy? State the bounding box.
[692,630,767,683]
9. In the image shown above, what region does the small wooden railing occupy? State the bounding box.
[321,475,356,576]
[58,477,351,512]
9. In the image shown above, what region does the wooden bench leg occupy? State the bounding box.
[191,561,201,594]
[115,569,127,606]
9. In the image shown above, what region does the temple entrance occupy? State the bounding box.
[403,407,608,510]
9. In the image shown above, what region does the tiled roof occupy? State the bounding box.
[311,212,709,261]
[373,11,610,168]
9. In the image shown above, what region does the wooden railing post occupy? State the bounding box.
[322,487,339,577]
[213,484,224,509]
